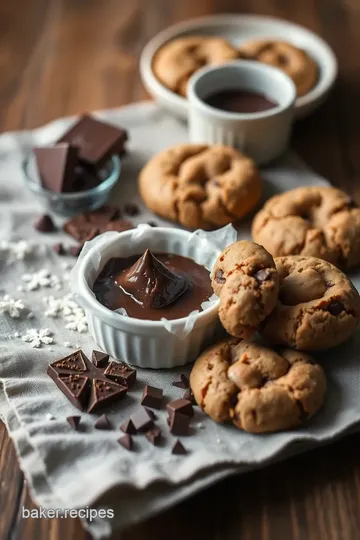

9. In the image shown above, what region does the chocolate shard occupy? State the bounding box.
[95,414,112,430]
[47,350,128,413]
[34,143,78,193]
[171,374,189,389]
[171,439,187,455]
[130,408,154,432]
[118,434,133,451]
[123,203,140,216]
[145,427,162,446]
[120,418,137,435]
[92,350,110,368]
[167,398,193,418]
[53,242,65,255]
[67,415,81,431]
[115,249,188,309]
[103,360,137,388]
[141,385,163,409]
[104,219,133,232]
[34,214,56,233]
[167,412,190,436]
[57,115,128,168]
[68,245,83,258]
[183,388,196,405]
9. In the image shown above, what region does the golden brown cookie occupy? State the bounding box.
[261,256,360,350]
[211,241,279,338]
[190,338,326,433]
[153,36,238,97]
[139,144,262,230]
[238,39,318,96]
[252,186,360,270]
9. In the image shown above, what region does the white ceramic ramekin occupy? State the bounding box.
[187,61,296,165]
[71,227,224,369]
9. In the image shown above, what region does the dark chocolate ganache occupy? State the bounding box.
[93,249,213,320]
[204,89,277,114]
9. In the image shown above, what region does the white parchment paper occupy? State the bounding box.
[0,102,359,539]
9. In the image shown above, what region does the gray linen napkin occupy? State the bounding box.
[1,102,360,539]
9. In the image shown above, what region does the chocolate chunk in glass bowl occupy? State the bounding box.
[34,143,78,193]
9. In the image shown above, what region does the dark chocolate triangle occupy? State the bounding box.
[87,378,127,413]
[120,418,137,434]
[51,350,88,373]
[34,143,78,193]
[95,414,112,430]
[67,415,81,431]
[118,434,133,451]
[92,350,109,368]
[171,439,187,455]
[58,374,90,411]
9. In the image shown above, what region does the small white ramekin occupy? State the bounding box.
[71,227,224,369]
[187,61,296,165]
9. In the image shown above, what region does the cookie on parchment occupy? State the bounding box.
[211,241,279,338]
[252,186,360,270]
[153,36,238,97]
[261,256,360,350]
[189,338,326,433]
[139,144,262,230]
[238,39,317,96]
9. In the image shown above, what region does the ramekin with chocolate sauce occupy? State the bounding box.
[71,226,230,368]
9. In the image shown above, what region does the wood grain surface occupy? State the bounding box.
[1,0,360,539]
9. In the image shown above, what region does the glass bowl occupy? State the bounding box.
[22,153,121,217]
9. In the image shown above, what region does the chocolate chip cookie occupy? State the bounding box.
[211,241,279,338]
[139,144,262,230]
[261,256,360,350]
[153,36,238,97]
[252,186,360,270]
[238,39,318,96]
[190,338,326,433]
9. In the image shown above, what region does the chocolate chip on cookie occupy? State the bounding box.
[261,256,360,350]
[252,186,360,270]
[238,39,318,96]
[211,241,279,338]
[153,36,238,97]
[189,338,326,433]
[139,144,262,230]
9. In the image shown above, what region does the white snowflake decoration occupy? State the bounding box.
[43,294,88,333]
[21,328,54,348]
[21,269,62,291]
[0,295,27,318]
[0,240,34,263]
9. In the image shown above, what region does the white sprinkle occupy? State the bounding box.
[17,285,24,292]
[0,295,27,318]
[63,341,72,348]
[21,269,62,291]
[62,262,72,270]
[46,413,55,421]
[196,422,205,430]
[43,294,88,333]
[216,438,221,444]
[13,332,20,338]
[27,312,34,319]
[21,328,54,348]
[0,240,34,263]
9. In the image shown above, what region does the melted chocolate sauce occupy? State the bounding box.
[204,89,277,114]
[93,251,213,320]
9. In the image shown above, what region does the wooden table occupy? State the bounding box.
[1,1,360,539]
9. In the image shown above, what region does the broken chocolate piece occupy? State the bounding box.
[86,206,121,224]
[167,412,189,436]
[171,374,189,389]
[92,350,109,368]
[103,219,133,232]
[123,203,140,216]
[68,245,83,258]
[34,143,78,193]
[53,242,65,255]
[67,415,81,431]
[34,214,56,233]
[115,249,188,310]
[254,268,272,283]
[171,439,187,455]
[327,300,345,316]
[118,434,133,451]
[167,398,193,418]
[47,350,127,413]
[104,361,137,388]
[147,221,157,227]
[120,418,137,435]
[95,414,112,430]
[141,385,163,409]
[130,408,154,432]
[58,115,128,168]
[145,427,162,446]
[183,388,196,404]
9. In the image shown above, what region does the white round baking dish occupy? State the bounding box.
[71,227,224,369]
